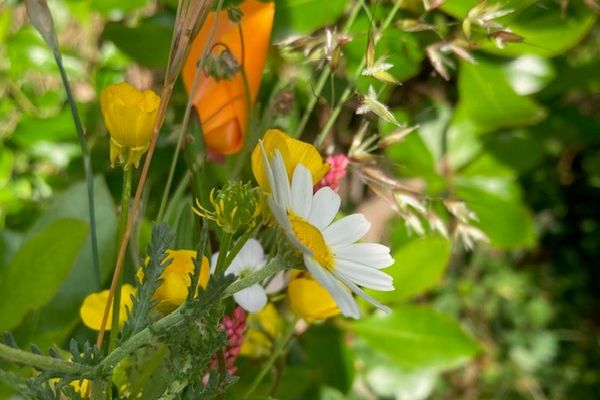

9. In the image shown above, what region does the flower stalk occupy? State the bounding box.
[108,166,133,352]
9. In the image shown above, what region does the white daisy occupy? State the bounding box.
[260,144,394,319]
[213,238,268,313]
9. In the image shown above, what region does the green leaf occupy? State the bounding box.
[0,219,88,331]
[300,324,355,393]
[102,17,172,68]
[13,177,117,348]
[455,56,547,132]
[370,235,451,304]
[455,183,536,248]
[91,0,152,16]
[272,0,347,41]
[349,305,480,371]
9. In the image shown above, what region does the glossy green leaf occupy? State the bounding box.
[273,0,347,41]
[349,305,480,370]
[0,219,88,331]
[371,235,451,303]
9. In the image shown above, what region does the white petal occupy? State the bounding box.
[271,150,292,208]
[323,214,371,247]
[269,198,312,255]
[264,271,288,294]
[237,239,265,270]
[332,270,390,314]
[332,243,394,269]
[308,187,341,230]
[210,252,219,274]
[233,284,267,313]
[291,165,313,219]
[304,256,360,319]
[334,258,394,291]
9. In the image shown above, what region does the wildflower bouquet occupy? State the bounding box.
[3,0,590,398]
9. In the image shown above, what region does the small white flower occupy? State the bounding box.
[260,144,395,319]
[213,239,268,312]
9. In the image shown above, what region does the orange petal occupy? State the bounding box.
[183,0,275,155]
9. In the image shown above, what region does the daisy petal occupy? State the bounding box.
[291,165,313,219]
[271,150,292,208]
[335,258,394,291]
[234,284,267,313]
[332,270,391,314]
[308,187,341,230]
[333,243,394,269]
[264,271,287,294]
[305,256,360,319]
[323,214,371,247]
[238,238,265,270]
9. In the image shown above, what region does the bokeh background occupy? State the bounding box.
[1,0,599,399]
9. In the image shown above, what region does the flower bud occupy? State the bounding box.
[100,82,160,169]
[193,181,261,234]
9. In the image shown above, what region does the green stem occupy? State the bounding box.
[293,1,362,138]
[222,255,287,298]
[97,256,288,373]
[314,1,402,147]
[243,319,297,399]
[215,231,233,274]
[108,167,133,352]
[0,343,93,375]
[53,52,101,289]
[223,224,259,268]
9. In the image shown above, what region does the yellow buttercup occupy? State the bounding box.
[251,129,330,194]
[80,284,136,331]
[100,82,160,169]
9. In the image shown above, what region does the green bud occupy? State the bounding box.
[193,181,261,234]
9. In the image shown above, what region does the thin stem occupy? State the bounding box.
[243,319,297,399]
[215,231,233,274]
[222,255,287,298]
[315,1,402,147]
[96,0,214,350]
[156,0,225,222]
[0,343,93,375]
[223,225,259,268]
[53,52,101,289]
[108,166,133,352]
[293,1,362,138]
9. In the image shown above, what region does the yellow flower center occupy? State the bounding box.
[288,212,334,270]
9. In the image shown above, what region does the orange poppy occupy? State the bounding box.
[182,0,275,155]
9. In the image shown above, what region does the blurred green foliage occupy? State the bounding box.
[0,0,599,399]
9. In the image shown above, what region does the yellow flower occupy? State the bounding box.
[288,270,340,322]
[80,284,136,331]
[251,129,330,194]
[240,303,282,358]
[138,249,210,311]
[100,82,160,169]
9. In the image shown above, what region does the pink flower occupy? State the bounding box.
[204,306,246,382]
[315,154,349,192]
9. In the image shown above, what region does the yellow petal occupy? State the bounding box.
[288,270,340,322]
[240,303,282,358]
[251,129,329,193]
[80,284,136,331]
